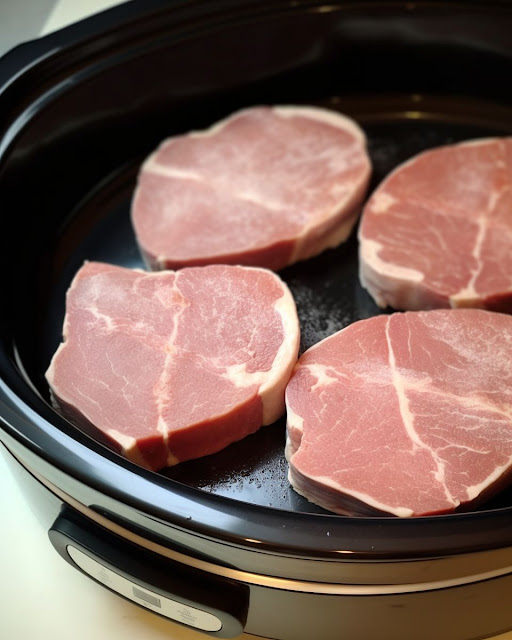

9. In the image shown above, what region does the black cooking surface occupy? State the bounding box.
[33,95,512,514]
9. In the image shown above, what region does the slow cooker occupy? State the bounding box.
[1,1,511,639]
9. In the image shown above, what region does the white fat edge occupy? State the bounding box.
[284,436,296,463]
[290,158,371,263]
[186,105,262,138]
[290,194,361,264]
[455,137,503,149]
[258,282,301,424]
[141,105,268,152]
[291,211,359,262]
[187,104,369,142]
[359,237,424,283]
[284,404,304,463]
[156,254,170,270]
[139,146,166,175]
[466,454,512,501]
[137,268,179,282]
[141,158,202,181]
[291,470,415,518]
[272,105,367,143]
[450,292,485,308]
[210,270,298,422]
[285,403,304,434]
[109,422,179,469]
[106,428,138,451]
[105,429,161,470]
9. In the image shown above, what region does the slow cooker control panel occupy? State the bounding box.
[67,545,223,632]
[49,508,248,638]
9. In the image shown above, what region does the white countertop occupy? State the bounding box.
[1,3,512,640]
[41,0,126,35]
[0,0,125,57]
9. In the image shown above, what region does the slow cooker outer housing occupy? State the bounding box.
[0,1,512,639]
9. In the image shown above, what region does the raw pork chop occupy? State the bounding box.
[285,309,512,517]
[46,262,300,471]
[132,105,371,271]
[359,137,512,312]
